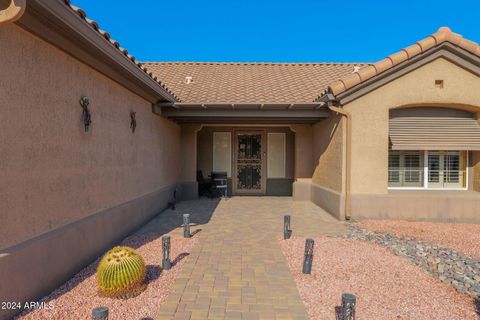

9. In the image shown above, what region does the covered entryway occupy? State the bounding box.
[196,126,296,196]
[153,100,327,199]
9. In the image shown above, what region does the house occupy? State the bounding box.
[1,0,479,318]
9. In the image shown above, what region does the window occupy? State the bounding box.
[428,151,466,189]
[388,150,467,189]
[213,132,231,177]
[267,133,286,178]
[388,151,423,187]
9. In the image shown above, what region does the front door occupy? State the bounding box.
[233,131,266,195]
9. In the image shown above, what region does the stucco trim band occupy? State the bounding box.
[350,191,480,222]
[0,184,176,320]
[310,182,346,220]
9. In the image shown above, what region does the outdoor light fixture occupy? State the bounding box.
[302,238,314,274]
[92,306,108,320]
[79,96,91,132]
[130,111,136,133]
[183,214,191,238]
[284,215,292,240]
[162,234,171,270]
[341,293,356,320]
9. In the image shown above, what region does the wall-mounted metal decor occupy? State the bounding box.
[79,96,91,132]
[130,111,136,133]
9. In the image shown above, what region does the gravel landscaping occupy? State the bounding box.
[15,234,197,320]
[281,236,478,320]
[349,223,480,298]
[359,220,480,258]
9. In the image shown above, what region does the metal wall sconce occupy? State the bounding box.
[183,214,191,238]
[162,234,172,270]
[79,96,91,132]
[284,215,292,240]
[130,111,136,133]
[302,238,314,274]
[341,293,356,320]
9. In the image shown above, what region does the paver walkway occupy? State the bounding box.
[153,197,348,320]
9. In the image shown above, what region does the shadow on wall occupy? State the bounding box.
[312,115,342,176]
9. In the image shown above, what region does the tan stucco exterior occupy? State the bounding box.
[0,24,183,319]
[344,57,480,195]
[0,24,181,249]
[340,57,480,220]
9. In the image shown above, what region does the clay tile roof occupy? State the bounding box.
[63,0,180,101]
[315,27,480,101]
[144,62,367,104]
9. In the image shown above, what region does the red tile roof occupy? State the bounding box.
[144,62,367,104]
[316,27,480,101]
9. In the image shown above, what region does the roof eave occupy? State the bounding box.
[327,42,480,106]
[14,0,178,103]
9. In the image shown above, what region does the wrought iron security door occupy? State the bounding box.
[234,132,266,194]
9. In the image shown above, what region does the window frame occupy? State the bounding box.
[388,150,468,191]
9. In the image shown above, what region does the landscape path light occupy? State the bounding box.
[284,215,292,240]
[162,234,171,270]
[183,214,191,238]
[302,238,314,274]
[92,306,108,320]
[341,293,356,320]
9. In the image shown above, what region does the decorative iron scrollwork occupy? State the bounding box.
[130,111,136,133]
[79,96,91,132]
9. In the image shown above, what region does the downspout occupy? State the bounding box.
[0,0,26,25]
[327,103,352,221]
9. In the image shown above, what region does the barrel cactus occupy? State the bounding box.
[96,246,147,299]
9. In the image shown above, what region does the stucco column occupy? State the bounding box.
[290,124,314,178]
[180,124,202,199]
[290,124,313,202]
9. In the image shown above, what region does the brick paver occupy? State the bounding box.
[153,197,348,320]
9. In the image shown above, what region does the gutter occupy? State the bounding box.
[318,93,352,220]
[0,0,26,25]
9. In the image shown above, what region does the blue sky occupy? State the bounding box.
[75,0,479,63]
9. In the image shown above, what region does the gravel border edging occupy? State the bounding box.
[344,223,480,299]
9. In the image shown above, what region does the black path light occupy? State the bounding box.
[162,234,171,270]
[341,293,356,320]
[284,215,292,240]
[92,306,108,320]
[302,238,314,274]
[183,214,191,238]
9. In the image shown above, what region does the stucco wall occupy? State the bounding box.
[0,23,181,320]
[311,115,344,192]
[344,57,480,196]
[0,24,181,249]
[341,57,480,221]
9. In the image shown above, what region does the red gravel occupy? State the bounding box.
[15,235,197,320]
[281,237,477,320]
[359,220,480,258]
